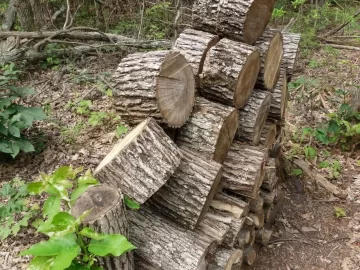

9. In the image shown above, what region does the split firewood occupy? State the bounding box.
[200,38,260,108]
[176,97,238,163]
[256,228,273,246]
[222,141,268,198]
[282,32,302,81]
[208,248,243,270]
[112,50,195,127]
[237,89,272,145]
[264,203,272,221]
[236,226,253,249]
[211,192,250,219]
[255,29,283,90]
[195,212,230,244]
[259,121,277,148]
[71,185,133,270]
[262,158,279,191]
[268,70,288,120]
[148,148,223,229]
[260,189,276,206]
[173,29,219,87]
[192,0,276,45]
[94,118,181,204]
[248,211,265,229]
[249,194,265,213]
[243,246,257,265]
[127,206,216,270]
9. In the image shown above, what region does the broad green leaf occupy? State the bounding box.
[88,234,136,256]
[14,139,35,152]
[315,128,329,144]
[334,206,346,218]
[43,212,76,236]
[328,120,341,134]
[27,182,44,194]
[11,223,21,235]
[17,106,47,121]
[20,233,79,256]
[74,210,92,227]
[28,256,53,270]
[0,140,13,153]
[0,183,16,196]
[318,161,330,168]
[304,146,317,160]
[116,125,128,138]
[79,227,105,240]
[53,166,73,182]
[57,180,73,189]
[124,196,140,210]
[70,184,96,205]
[43,196,61,218]
[51,246,81,270]
[9,113,22,124]
[291,169,303,176]
[8,125,20,137]
[0,124,8,135]
[0,97,14,110]
[10,141,20,158]
[7,86,36,97]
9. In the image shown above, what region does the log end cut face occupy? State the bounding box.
[252,92,272,145]
[235,51,261,108]
[243,0,277,45]
[156,52,195,127]
[264,31,283,90]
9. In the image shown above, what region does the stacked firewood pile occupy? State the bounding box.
[72,0,302,269]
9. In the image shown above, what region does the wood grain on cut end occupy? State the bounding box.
[269,71,288,120]
[260,121,277,148]
[243,0,276,44]
[211,192,249,219]
[94,118,181,204]
[209,248,243,270]
[243,246,257,265]
[263,31,283,89]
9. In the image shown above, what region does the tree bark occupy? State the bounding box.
[1,0,17,30]
[259,121,277,148]
[265,190,284,226]
[195,212,230,245]
[173,29,219,87]
[282,32,301,81]
[94,118,181,204]
[260,189,276,205]
[176,97,239,163]
[148,147,223,229]
[112,50,195,128]
[192,0,276,45]
[30,0,50,30]
[237,89,272,145]
[211,192,249,219]
[16,0,35,31]
[71,185,133,270]
[208,248,243,270]
[255,29,283,90]
[200,38,261,108]
[268,70,288,120]
[249,194,264,213]
[262,158,278,191]
[222,141,268,198]
[127,206,216,270]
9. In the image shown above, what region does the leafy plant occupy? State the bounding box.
[334,206,346,218]
[61,121,86,144]
[115,125,128,139]
[291,169,303,176]
[88,111,108,127]
[22,166,136,269]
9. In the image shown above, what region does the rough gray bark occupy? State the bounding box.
[261,158,278,191]
[176,97,238,163]
[208,248,243,270]
[127,206,216,270]
[282,32,301,81]
[112,50,195,128]
[30,0,50,30]
[192,0,276,45]
[200,38,260,108]
[1,0,17,30]
[222,141,268,198]
[259,121,277,148]
[268,70,288,120]
[148,148,223,229]
[71,185,133,270]
[173,29,219,87]
[237,89,272,145]
[94,118,181,204]
[195,212,230,244]
[211,192,249,219]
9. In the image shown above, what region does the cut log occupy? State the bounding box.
[248,211,265,229]
[256,228,273,246]
[237,89,272,145]
[173,29,219,87]
[259,121,277,148]
[200,38,260,108]
[266,190,285,226]
[209,248,243,270]
[268,70,288,120]
[264,203,272,221]
[71,185,133,270]
[94,118,181,204]
[255,29,283,90]
[236,227,252,248]
[262,158,278,191]
[113,50,195,127]
[176,97,239,163]
[249,195,264,213]
[195,212,230,244]
[192,0,276,45]
[148,147,223,229]
[260,189,276,205]
[243,246,257,266]
[222,142,268,198]
[282,32,301,81]
[211,192,249,219]
[127,206,216,270]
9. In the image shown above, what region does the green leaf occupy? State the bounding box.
[304,146,317,160]
[314,128,329,144]
[318,161,330,168]
[28,256,53,270]
[27,182,44,194]
[79,227,105,240]
[10,141,20,158]
[334,206,346,218]
[14,139,35,152]
[116,125,128,138]
[0,183,16,196]
[124,195,140,210]
[8,125,20,137]
[17,106,47,121]
[328,120,341,134]
[88,234,136,256]
[0,97,14,110]
[7,86,36,97]
[51,246,81,270]
[42,212,76,236]
[0,140,13,154]
[0,124,8,135]
[291,169,303,176]
[43,196,61,219]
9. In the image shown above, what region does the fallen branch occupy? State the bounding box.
[321,43,360,51]
[322,10,360,38]
[292,159,346,198]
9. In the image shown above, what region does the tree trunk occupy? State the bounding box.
[173,29,219,87]
[261,158,278,191]
[94,118,181,204]
[268,70,288,120]
[127,206,216,270]
[209,248,243,270]
[148,147,223,229]
[176,97,239,163]
[237,89,272,145]
[112,50,195,128]
[282,32,301,81]
[16,0,35,31]
[255,29,283,90]
[200,38,261,108]
[222,141,268,198]
[71,185,133,270]
[192,0,276,45]
[211,192,249,219]
[259,121,277,148]
[243,246,257,265]
[2,0,17,30]
[30,0,50,31]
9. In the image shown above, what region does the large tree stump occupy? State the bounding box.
[269,70,288,120]
[200,38,260,108]
[112,50,195,127]
[94,118,181,204]
[176,97,238,163]
[282,32,301,81]
[173,29,219,87]
[237,89,272,145]
[127,206,216,270]
[259,121,277,148]
[148,148,223,229]
[262,158,278,191]
[211,192,249,219]
[71,185,133,270]
[255,29,283,90]
[192,0,276,45]
[209,248,243,270]
[222,142,268,198]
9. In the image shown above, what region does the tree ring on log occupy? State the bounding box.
[156,52,195,127]
[235,51,261,108]
[264,31,283,90]
[243,0,276,44]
